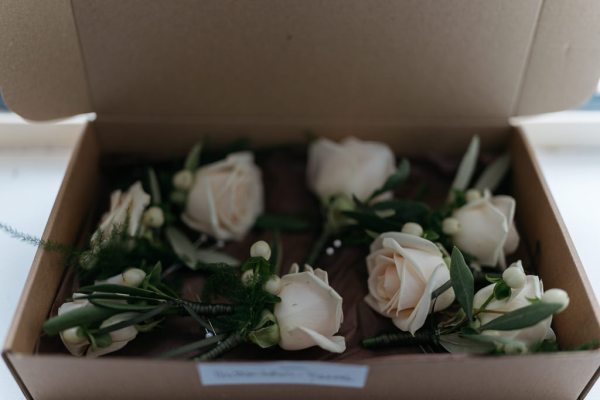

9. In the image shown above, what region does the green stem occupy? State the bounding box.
[159,333,228,359]
[197,332,245,361]
[177,300,234,316]
[305,225,333,267]
[473,292,495,317]
[362,330,438,349]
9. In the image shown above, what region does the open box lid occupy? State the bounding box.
[1,0,600,125]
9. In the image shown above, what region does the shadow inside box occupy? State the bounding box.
[36,146,532,361]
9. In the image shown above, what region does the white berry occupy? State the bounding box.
[502,265,526,289]
[401,222,423,237]
[541,288,570,313]
[263,275,282,295]
[172,170,194,191]
[123,268,147,287]
[442,217,460,235]
[241,270,255,286]
[250,240,271,260]
[142,206,165,228]
[465,189,482,203]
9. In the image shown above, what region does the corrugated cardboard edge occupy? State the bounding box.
[1,352,32,400]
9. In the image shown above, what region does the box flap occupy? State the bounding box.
[1,0,600,123]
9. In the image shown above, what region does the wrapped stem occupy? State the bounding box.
[362,330,438,349]
[177,301,234,315]
[197,332,244,361]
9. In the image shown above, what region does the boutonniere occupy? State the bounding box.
[159,241,346,360]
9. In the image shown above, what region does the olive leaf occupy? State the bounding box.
[165,226,198,269]
[184,142,203,171]
[43,305,118,336]
[474,153,510,192]
[450,247,474,321]
[479,302,561,332]
[369,158,410,201]
[196,249,240,267]
[449,135,480,197]
[147,167,162,204]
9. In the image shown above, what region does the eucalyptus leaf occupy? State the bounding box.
[474,153,511,192]
[254,213,312,231]
[165,226,198,269]
[369,158,410,201]
[449,135,480,197]
[450,247,474,321]
[147,168,162,204]
[196,249,240,267]
[479,302,561,332]
[184,142,203,171]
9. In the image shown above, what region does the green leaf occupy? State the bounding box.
[43,305,117,336]
[485,274,502,284]
[370,200,430,223]
[254,213,312,232]
[431,280,452,300]
[89,299,162,312]
[479,302,561,332]
[369,158,410,200]
[184,142,203,171]
[147,167,162,204]
[422,230,440,241]
[93,302,172,336]
[474,153,511,192]
[165,226,198,269]
[450,247,474,321]
[78,284,172,300]
[449,135,480,196]
[342,211,404,233]
[493,282,511,300]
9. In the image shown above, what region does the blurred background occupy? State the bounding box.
[0,85,599,398]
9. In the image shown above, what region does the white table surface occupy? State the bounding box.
[0,114,598,399]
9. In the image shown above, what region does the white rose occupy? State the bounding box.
[307,137,395,202]
[451,190,520,268]
[96,181,151,239]
[86,313,140,358]
[365,232,455,335]
[474,267,554,348]
[182,152,263,241]
[274,263,345,353]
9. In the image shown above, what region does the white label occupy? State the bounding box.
[198,361,369,388]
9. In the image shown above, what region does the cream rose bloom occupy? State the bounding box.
[451,190,519,268]
[182,152,264,241]
[274,264,345,353]
[365,232,455,335]
[307,137,395,202]
[96,181,151,239]
[474,262,554,347]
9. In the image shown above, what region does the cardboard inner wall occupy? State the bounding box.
[3,124,600,400]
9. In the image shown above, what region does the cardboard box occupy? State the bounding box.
[2,1,600,398]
